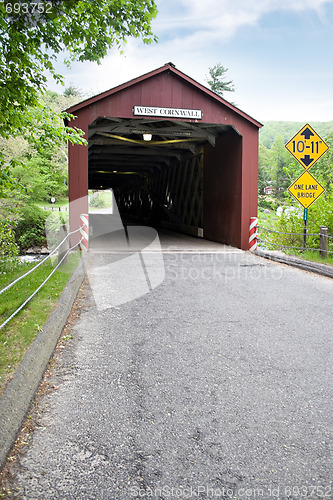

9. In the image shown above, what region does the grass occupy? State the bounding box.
[285,250,333,267]
[0,251,81,395]
[258,210,279,226]
[34,197,69,210]
[88,189,113,211]
[35,191,114,211]
[258,208,333,267]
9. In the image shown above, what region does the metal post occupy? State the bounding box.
[320,226,328,259]
[58,224,69,265]
[302,209,308,251]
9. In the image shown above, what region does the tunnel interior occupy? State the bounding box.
[88,117,233,237]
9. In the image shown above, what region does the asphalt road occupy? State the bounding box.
[7,244,333,499]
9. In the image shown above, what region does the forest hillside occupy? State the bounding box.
[260,121,333,148]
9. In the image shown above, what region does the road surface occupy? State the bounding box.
[6,233,333,499]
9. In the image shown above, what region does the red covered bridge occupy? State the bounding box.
[66,62,262,250]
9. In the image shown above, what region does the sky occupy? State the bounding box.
[50,0,333,123]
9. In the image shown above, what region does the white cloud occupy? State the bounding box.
[54,0,333,91]
[49,0,333,121]
[154,0,333,42]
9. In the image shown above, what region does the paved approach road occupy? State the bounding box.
[8,236,333,499]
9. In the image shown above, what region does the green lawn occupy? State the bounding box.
[0,251,80,395]
[34,197,69,210]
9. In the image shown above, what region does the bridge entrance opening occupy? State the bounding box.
[88,117,241,242]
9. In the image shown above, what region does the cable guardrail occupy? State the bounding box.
[258,226,319,237]
[257,238,333,253]
[0,226,82,296]
[0,227,84,331]
[257,225,333,254]
[259,226,333,240]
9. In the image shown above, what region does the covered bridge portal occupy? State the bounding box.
[67,63,262,250]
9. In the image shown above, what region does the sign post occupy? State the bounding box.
[285,124,329,251]
[303,209,308,251]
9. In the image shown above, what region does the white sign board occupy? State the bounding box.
[133,105,202,120]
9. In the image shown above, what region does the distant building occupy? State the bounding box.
[264,185,274,195]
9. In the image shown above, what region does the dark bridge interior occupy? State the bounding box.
[88,117,232,236]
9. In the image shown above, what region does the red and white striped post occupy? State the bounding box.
[80,214,89,251]
[249,217,258,252]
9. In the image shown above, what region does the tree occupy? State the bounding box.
[311,133,333,191]
[0,90,82,227]
[270,136,296,200]
[205,63,235,97]
[63,86,83,98]
[0,219,19,271]
[258,144,273,195]
[0,0,158,194]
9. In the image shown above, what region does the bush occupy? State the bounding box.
[308,188,333,235]
[260,188,333,255]
[44,210,69,251]
[89,192,107,208]
[258,195,276,211]
[0,219,20,272]
[274,209,303,250]
[15,204,48,250]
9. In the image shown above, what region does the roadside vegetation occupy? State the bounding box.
[0,89,82,255]
[0,0,159,399]
[0,90,82,394]
[0,251,80,395]
[258,122,333,264]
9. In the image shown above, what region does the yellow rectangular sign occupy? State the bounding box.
[285,123,329,170]
[288,170,325,208]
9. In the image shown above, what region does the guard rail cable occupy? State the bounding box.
[258,226,333,239]
[257,225,333,254]
[257,239,333,253]
[0,226,84,331]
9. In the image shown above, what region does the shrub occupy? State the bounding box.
[260,187,333,255]
[89,193,107,208]
[15,204,48,250]
[258,195,276,211]
[44,210,69,251]
[273,209,303,250]
[0,219,20,272]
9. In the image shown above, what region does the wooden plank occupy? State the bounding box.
[176,158,189,221]
[182,156,196,225]
[167,162,178,209]
[173,157,183,212]
[187,154,202,227]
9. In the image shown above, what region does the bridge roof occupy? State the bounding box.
[66,62,262,129]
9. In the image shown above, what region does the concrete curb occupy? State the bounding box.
[255,249,333,279]
[0,254,87,469]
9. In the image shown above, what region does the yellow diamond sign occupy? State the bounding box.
[285,123,329,169]
[288,171,325,208]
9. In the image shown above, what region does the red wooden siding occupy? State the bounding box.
[67,63,261,250]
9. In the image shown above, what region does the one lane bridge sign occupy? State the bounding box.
[288,170,325,209]
[285,123,329,170]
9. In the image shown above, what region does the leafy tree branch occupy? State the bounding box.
[0,0,158,195]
